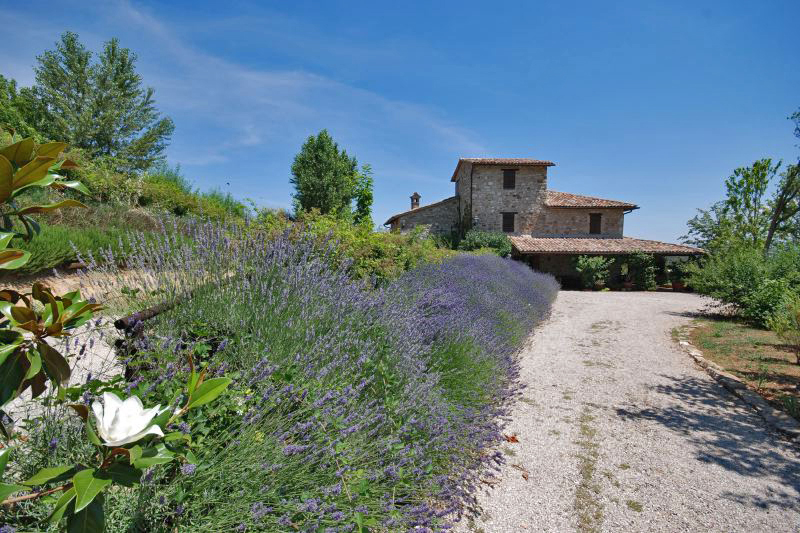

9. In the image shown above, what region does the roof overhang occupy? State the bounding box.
[509,236,706,256]
[451,158,556,182]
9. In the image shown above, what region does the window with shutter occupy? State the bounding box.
[589,213,602,234]
[502,212,515,233]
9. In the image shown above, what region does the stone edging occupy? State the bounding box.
[676,327,800,441]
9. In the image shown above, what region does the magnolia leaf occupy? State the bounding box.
[85,418,101,446]
[72,468,111,512]
[0,138,34,165]
[0,447,10,478]
[187,377,232,409]
[0,249,30,270]
[11,174,56,198]
[0,231,14,250]
[0,337,21,367]
[68,403,89,422]
[0,155,12,203]
[24,351,42,380]
[36,142,68,158]
[47,486,76,524]
[105,462,142,487]
[16,199,88,215]
[38,342,71,385]
[12,156,55,189]
[128,445,143,464]
[0,482,27,501]
[51,180,90,195]
[10,305,36,325]
[132,444,174,469]
[23,465,74,486]
[25,371,47,399]
[67,491,104,533]
[0,351,26,407]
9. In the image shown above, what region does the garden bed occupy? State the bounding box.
[688,318,799,420]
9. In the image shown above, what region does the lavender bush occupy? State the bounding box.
[2,221,558,532]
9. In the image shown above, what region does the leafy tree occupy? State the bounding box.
[722,158,779,248]
[353,163,374,225]
[290,130,372,220]
[28,32,174,171]
[0,76,41,139]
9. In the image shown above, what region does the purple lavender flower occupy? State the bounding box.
[181,464,196,476]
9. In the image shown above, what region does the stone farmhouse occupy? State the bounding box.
[384,158,703,286]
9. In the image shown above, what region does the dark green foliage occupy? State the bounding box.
[457,229,512,257]
[0,76,41,140]
[574,255,613,288]
[688,244,800,327]
[29,32,174,172]
[290,130,373,220]
[627,252,656,290]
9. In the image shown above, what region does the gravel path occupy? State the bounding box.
[465,291,800,533]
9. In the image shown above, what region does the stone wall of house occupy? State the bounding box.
[390,197,458,235]
[536,208,625,237]
[454,161,472,232]
[470,164,548,234]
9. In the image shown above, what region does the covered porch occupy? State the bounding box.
[509,236,705,289]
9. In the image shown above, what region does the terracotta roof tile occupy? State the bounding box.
[545,190,638,209]
[509,236,705,255]
[384,196,457,225]
[451,158,555,181]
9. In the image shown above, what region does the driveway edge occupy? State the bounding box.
[675,326,800,441]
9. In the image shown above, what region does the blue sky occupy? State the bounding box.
[2,0,798,241]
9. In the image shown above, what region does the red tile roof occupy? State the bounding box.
[384,196,457,225]
[509,236,705,255]
[451,158,555,182]
[545,190,638,209]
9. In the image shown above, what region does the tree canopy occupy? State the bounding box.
[290,129,373,223]
[2,32,174,172]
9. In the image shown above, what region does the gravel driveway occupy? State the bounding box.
[465,291,800,533]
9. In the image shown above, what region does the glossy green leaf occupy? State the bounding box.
[0,249,30,270]
[0,138,34,165]
[56,180,91,195]
[72,468,111,512]
[16,199,88,215]
[0,155,12,203]
[0,337,21,367]
[67,492,104,533]
[106,462,143,487]
[10,174,55,198]
[187,377,232,409]
[10,305,36,325]
[36,142,68,158]
[39,342,71,385]
[132,444,174,468]
[47,486,76,524]
[24,351,42,380]
[23,465,74,486]
[85,418,102,446]
[0,482,26,501]
[0,231,14,250]
[12,156,55,189]
[128,445,142,464]
[0,351,26,407]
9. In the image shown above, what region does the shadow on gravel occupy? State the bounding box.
[615,374,800,511]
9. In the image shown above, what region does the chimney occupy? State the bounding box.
[410,192,421,209]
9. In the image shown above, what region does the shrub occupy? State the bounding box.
[688,244,800,327]
[457,229,512,257]
[768,295,800,364]
[628,252,657,290]
[4,223,558,531]
[575,255,613,289]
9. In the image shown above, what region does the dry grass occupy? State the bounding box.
[689,319,800,420]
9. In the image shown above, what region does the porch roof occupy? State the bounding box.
[509,236,705,255]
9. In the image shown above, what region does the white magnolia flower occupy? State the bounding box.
[91,392,166,447]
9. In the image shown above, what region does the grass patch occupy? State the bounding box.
[625,500,643,512]
[689,318,800,420]
[574,407,603,532]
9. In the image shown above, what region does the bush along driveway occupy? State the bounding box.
[465,291,800,533]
